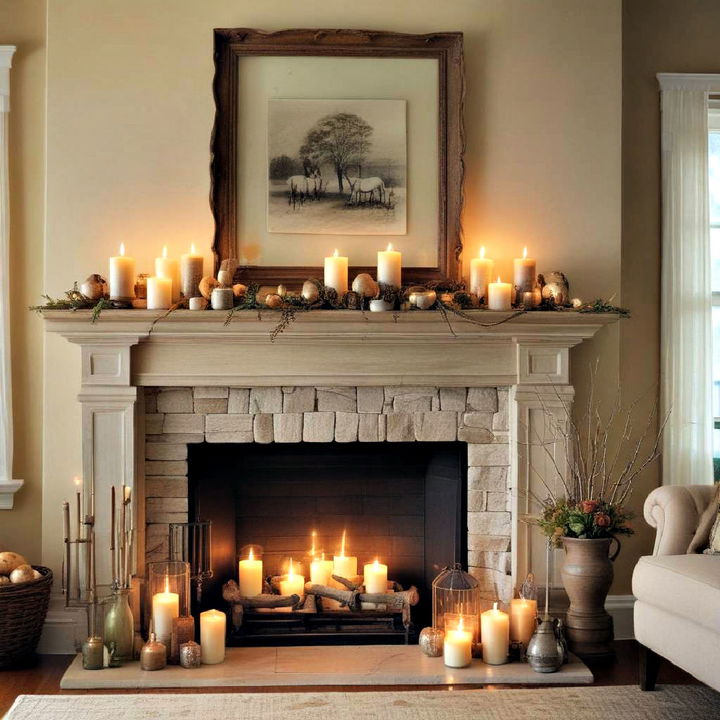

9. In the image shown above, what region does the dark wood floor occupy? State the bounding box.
[0,640,701,717]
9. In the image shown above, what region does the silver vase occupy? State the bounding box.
[526,617,564,673]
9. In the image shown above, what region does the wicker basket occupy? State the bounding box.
[0,566,53,668]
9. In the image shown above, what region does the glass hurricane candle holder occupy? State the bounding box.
[432,564,482,653]
[147,561,190,651]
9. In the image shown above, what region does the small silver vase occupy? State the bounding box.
[526,617,564,673]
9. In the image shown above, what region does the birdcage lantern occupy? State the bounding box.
[432,563,482,647]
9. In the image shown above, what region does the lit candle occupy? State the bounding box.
[199,609,226,665]
[180,243,204,299]
[377,243,401,287]
[444,616,473,668]
[333,530,357,579]
[238,547,263,597]
[155,246,180,302]
[310,552,334,586]
[470,246,493,302]
[108,243,136,300]
[481,602,510,665]
[488,277,513,311]
[151,576,179,651]
[510,598,538,646]
[147,276,172,310]
[513,247,536,296]
[324,249,348,295]
[279,558,305,598]
[363,559,388,594]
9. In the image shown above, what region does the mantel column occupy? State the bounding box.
[511,342,575,590]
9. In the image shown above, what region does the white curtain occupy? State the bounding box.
[659,74,718,486]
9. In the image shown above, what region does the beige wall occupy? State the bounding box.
[0,0,45,562]
[5,1,627,588]
[616,0,720,592]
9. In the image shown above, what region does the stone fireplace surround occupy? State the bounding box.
[144,384,513,603]
[42,308,615,650]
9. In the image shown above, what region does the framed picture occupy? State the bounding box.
[211,29,464,286]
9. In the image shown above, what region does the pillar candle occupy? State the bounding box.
[510,598,538,646]
[377,243,401,287]
[310,553,334,586]
[279,559,305,598]
[324,249,348,295]
[333,531,357,579]
[488,277,513,311]
[481,602,510,665]
[470,247,493,302]
[180,243,204,298]
[513,247,536,295]
[155,246,180,302]
[170,615,195,665]
[151,579,179,651]
[200,609,226,665]
[238,547,263,597]
[363,559,388,594]
[109,243,136,300]
[147,276,172,310]
[443,617,473,668]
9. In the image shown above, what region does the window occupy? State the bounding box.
[709,105,720,479]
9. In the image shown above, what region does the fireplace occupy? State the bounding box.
[188,441,467,639]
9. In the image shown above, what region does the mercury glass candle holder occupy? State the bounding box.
[179,640,202,669]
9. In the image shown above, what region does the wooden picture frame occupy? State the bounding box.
[211,28,464,286]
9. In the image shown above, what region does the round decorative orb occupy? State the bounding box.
[419,626,445,657]
[179,640,202,669]
[217,269,233,287]
[301,280,320,303]
[571,297,583,309]
[277,284,287,296]
[540,271,569,306]
[80,274,108,301]
[265,293,283,309]
[232,283,247,298]
[199,275,219,300]
[409,290,437,310]
[352,272,379,299]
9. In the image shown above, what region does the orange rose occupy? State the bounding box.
[594,512,611,527]
[580,500,599,514]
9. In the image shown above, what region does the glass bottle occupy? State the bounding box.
[103,588,134,662]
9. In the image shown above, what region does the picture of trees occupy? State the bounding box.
[267,99,407,235]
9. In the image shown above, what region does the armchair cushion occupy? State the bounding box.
[633,554,720,634]
[688,484,720,553]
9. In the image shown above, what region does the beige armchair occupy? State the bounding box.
[633,484,719,691]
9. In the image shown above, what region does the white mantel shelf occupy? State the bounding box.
[43,309,617,387]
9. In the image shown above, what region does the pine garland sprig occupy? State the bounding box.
[577,298,630,317]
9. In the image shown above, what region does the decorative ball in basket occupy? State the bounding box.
[0,551,53,668]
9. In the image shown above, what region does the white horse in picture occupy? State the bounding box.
[344,175,386,205]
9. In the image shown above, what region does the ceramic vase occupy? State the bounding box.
[561,537,620,659]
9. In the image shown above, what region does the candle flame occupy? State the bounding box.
[311,530,316,557]
[162,245,168,258]
[191,243,197,254]
[248,547,254,562]
[164,576,170,594]
[458,616,464,632]
[333,248,339,258]
[493,601,498,611]
[321,551,325,561]
[340,530,346,557]
[497,276,501,283]
[119,242,125,257]
[374,559,380,569]
[73,476,81,487]
[386,243,393,251]
[480,246,485,259]
[523,247,527,259]
[288,558,294,577]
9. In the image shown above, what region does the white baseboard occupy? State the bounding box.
[606,594,635,640]
[37,596,85,654]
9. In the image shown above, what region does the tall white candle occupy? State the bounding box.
[200,609,226,665]
[377,243,401,287]
[470,246,493,302]
[488,277,513,311]
[363,559,388,594]
[238,547,263,597]
[310,553,334,586]
[155,246,180,302]
[279,558,305,598]
[151,577,179,650]
[324,249,348,295]
[510,598,538,646]
[108,243,136,300]
[147,276,172,310]
[513,247,536,295]
[444,616,473,668]
[481,602,510,665]
[180,243,204,298]
[333,531,357,579]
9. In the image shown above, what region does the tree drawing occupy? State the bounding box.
[269,154,303,180]
[299,113,373,193]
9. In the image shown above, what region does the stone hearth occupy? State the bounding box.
[143,384,512,602]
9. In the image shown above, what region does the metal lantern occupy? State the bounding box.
[432,564,482,648]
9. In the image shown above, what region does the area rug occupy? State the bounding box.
[5,685,720,720]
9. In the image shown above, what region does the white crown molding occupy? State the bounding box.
[0,479,25,509]
[658,73,720,92]
[0,46,15,112]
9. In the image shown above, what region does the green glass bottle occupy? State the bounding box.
[103,588,134,662]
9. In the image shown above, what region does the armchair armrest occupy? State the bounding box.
[644,485,717,555]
